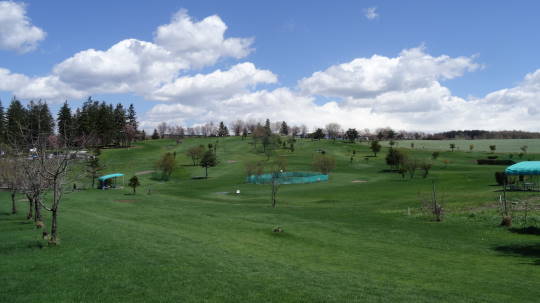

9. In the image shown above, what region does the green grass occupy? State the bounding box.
[1,137,539,302]
[382,138,540,154]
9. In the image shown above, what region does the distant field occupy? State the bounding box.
[381,139,540,154]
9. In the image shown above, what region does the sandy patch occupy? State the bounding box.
[352,180,368,183]
[227,160,238,163]
[135,170,155,176]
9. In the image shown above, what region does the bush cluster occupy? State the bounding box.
[477,159,515,165]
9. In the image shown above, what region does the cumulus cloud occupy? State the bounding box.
[141,47,540,133]
[154,9,253,68]
[151,62,277,103]
[0,9,256,101]
[298,46,480,99]
[364,7,379,20]
[0,1,45,53]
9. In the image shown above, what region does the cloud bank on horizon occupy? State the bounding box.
[0,3,539,132]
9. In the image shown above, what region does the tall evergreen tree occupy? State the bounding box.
[0,100,5,143]
[217,121,229,137]
[27,100,54,141]
[57,101,73,144]
[279,121,289,136]
[113,103,127,146]
[127,103,138,130]
[264,118,272,136]
[6,97,28,146]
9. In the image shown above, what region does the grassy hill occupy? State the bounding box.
[1,137,539,302]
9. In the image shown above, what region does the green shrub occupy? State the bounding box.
[494,172,507,185]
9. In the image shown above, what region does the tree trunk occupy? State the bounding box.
[205,166,208,178]
[50,209,58,244]
[26,196,33,220]
[34,197,43,227]
[11,190,16,214]
[92,175,95,188]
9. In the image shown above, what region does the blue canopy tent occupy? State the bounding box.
[98,173,124,190]
[505,161,540,191]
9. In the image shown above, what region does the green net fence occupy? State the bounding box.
[246,172,329,184]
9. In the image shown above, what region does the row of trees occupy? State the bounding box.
[0,97,139,148]
[385,148,433,179]
[147,119,440,142]
[149,119,540,142]
[0,132,88,244]
[58,98,139,147]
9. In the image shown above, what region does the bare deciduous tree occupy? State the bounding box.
[157,122,168,138]
[325,123,342,141]
[0,153,24,215]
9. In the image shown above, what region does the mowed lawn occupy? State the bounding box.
[382,138,540,154]
[1,137,539,302]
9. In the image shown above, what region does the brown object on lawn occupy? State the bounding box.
[500,215,512,227]
[273,227,284,233]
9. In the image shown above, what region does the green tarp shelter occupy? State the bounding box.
[98,173,124,189]
[505,161,540,175]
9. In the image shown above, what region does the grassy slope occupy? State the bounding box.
[1,137,539,302]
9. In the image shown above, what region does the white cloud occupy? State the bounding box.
[298,46,480,99]
[0,9,258,101]
[0,1,45,53]
[154,9,253,68]
[151,62,277,103]
[140,48,540,133]
[53,39,182,95]
[0,67,29,91]
[364,7,379,20]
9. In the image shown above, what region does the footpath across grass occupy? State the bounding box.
[1,137,539,302]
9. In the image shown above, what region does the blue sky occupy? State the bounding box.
[1,1,540,131]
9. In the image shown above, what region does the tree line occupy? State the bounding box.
[0,97,139,148]
[151,119,540,142]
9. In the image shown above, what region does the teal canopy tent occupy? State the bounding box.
[505,161,540,175]
[505,161,540,191]
[98,173,124,189]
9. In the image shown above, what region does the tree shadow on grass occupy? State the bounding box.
[493,244,540,265]
[509,226,540,235]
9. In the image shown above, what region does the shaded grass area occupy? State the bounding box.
[1,137,540,302]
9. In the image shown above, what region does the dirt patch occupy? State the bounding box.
[352,180,368,183]
[135,170,155,176]
[227,160,238,164]
[115,199,137,203]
